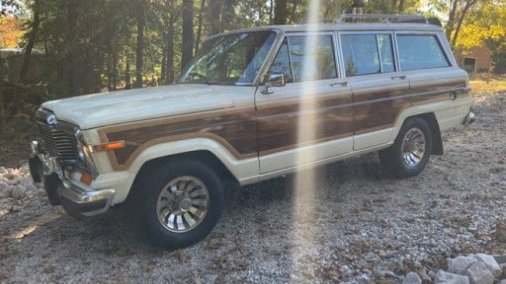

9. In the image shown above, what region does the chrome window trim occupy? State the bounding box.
[334,31,346,79]
[392,32,402,72]
[376,35,384,73]
[286,37,295,82]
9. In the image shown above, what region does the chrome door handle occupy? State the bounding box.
[391,75,406,80]
[330,81,348,87]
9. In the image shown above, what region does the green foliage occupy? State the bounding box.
[6,0,506,99]
[1,0,22,16]
[1,52,46,83]
[485,38,506,74]
[456,1,506,47]
[453,0,506,73]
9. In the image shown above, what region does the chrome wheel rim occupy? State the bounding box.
[156,176,209,233]
[401,128,426,167]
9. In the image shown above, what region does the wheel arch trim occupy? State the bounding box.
[390,98,470,153]
[108,138,258,204]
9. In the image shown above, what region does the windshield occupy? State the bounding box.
[178,31,276,85]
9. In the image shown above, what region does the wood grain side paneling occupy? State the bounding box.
[256,94,353,154]
[97,81,467,171]
[100,107,258,169]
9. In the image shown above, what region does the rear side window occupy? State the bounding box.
[397,34,450,71]
[341,34,395,76]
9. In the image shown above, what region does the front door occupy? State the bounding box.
[255,33,353,174]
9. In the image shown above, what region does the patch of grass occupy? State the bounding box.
[470,74,506,93]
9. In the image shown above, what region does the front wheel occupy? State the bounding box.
[379,117,433,178]
[133,160,224,249]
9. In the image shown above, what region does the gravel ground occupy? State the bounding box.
[0,92,505,284]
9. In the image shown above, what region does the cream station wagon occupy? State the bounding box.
[29,15,475,249]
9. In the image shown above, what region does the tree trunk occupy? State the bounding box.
[288,0,299,23]
[135,0,145,88]
[208,0,222,34]
[125,58,131,90]
[269,0,274,24]
[107,58,112,91]
[195,0,205,53]
[274,0,288,25]
[166,18,175,83]
[398,0,405,13]
[451,0,477,47]
[112,51,118,90]
[160,50,167,83]
[181,0,194,71]
[67,0,79,95]
[222,0,235,30]
[0,54,4,125]
[446,0,459,40]
[19,0,40,84]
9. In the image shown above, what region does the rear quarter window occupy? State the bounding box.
[397,34,450,71]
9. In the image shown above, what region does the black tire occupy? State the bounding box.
[379,117,433,178]
[133,160,224,249]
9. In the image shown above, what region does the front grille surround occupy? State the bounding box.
[36,108,79,163]
[38,124,79,162]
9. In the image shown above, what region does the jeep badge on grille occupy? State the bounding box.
[46,114,57,125]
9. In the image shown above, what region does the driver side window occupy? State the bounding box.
[268,38,293,83]
[268,35,338,83]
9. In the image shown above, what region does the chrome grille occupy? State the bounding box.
[36,109,78,162]
[38,125,78,161]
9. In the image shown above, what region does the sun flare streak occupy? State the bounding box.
[291,0,322,280]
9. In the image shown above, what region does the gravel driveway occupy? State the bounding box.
[0,92,505,283]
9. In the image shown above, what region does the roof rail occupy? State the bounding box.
[337,13,442,26]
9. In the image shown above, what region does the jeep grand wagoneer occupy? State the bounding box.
[29,15,475,249]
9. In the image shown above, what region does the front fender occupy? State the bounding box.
[92,138,259,205]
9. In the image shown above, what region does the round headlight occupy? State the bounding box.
[76,139,86,163]
[74,129,96,173]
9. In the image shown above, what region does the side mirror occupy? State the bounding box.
[261,74,285,95]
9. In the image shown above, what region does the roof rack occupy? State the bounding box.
[337,14,442,26]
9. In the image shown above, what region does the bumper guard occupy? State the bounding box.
[29,141,115,217]
[463,110,476,125]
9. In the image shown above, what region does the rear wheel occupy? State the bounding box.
[379,117,433,178]
[133,160,224,249]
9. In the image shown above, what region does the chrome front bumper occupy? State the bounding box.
[58,179,115,217]
[29,140,115,217]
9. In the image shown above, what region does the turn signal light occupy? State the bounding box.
[92,141,126,152]
[80,171,93,186]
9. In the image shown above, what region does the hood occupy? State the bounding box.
[41,84,236,129]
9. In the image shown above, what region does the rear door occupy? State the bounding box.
[255,32,353,174]
[339,32,410,150]
[395,32,469,126]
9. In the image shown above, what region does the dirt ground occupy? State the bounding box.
[0,92,505,283]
